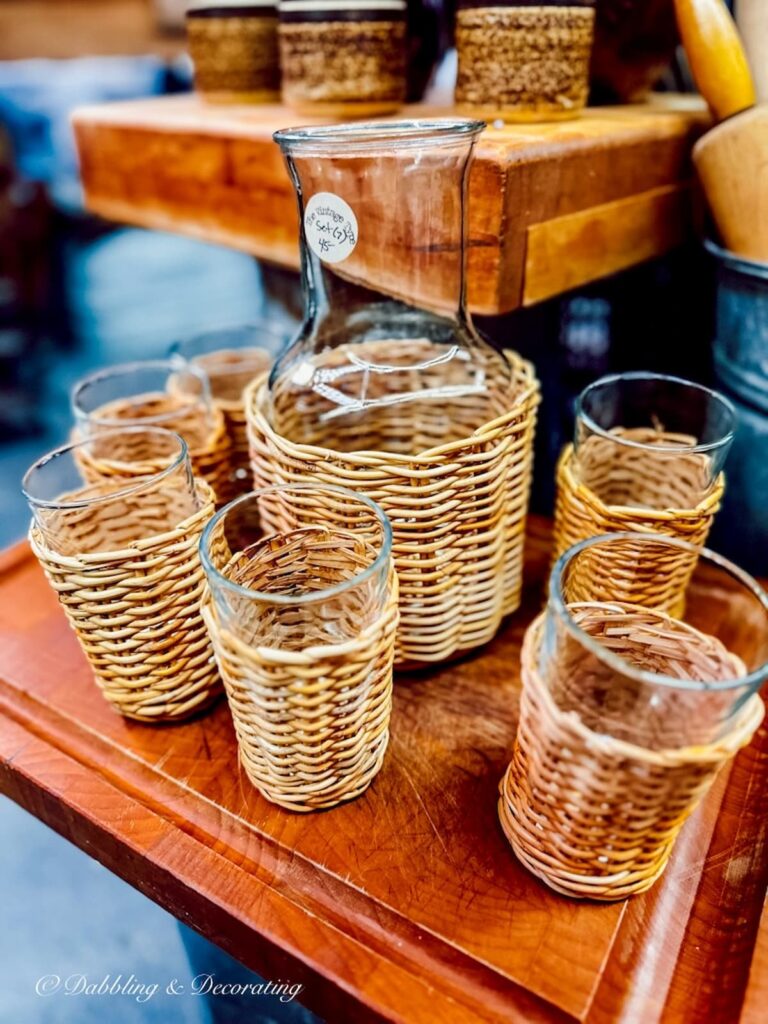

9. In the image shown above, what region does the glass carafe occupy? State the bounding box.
[269,119,512,452]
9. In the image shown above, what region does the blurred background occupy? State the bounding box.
[0,1,748,1021]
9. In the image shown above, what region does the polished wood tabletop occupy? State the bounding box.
[0,517,766,1023]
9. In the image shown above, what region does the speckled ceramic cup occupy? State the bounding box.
[187,0,280,103]
[455,0,596,122]
[278,0,406,117]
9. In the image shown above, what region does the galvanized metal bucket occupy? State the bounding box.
[707,239,768,415]
[707,240,768,574]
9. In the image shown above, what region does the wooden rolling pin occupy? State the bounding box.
[675,0,767,261]
[675,0,755,120]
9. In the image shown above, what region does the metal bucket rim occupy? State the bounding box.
[705,238,768,281]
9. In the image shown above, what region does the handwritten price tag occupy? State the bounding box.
[304,192,358,264]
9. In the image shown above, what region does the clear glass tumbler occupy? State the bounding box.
[23,427,219,723]
[201,483,392,646]
[170,324,284,499]
[23,427,199,556]
[499,532,767,899]
[200,483,397,810]
[574,372,736,509]
[542,533,768,750]
[72,358,214,441]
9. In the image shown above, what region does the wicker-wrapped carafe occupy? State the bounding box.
[248,120,539,665]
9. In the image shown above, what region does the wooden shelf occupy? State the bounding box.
[72,95,709,315]
[1,517,767,1023]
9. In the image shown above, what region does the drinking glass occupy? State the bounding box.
[23,428,219,721]
[72,358,213,439]
[23,427,199,556]
[574,372,736,508]
[542,533,768,749]
[199,483,398,810]
[554,373,737,612]
[71,358,237,506]
[170,324,283,405]
[498,532,767,899]
[170,324,283,500]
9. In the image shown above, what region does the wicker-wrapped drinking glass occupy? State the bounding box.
[499,532,768,901]
[23,428,221,722]
[170,324,284,503]
[553,372,736,612]
[200,483,399,812]
[72,358,234,506]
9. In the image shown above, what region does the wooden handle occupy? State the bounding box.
[693,107,768,261]
[737,0,768,103]
[675,0,755,121]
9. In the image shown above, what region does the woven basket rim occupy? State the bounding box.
[524,613,765,762]
[28,479,216,566]
[559,444,724,518]
[245,350,539,465]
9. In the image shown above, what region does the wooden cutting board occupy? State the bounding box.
[0,517,767,1022]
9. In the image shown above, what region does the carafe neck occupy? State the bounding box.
[276,121,484,331]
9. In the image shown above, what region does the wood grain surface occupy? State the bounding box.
[0,519,766,1023]
[72,96,709,315]
[0,0,184,60]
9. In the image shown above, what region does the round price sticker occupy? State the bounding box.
[304,192,358,264]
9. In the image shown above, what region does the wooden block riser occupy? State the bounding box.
[73,96,709,314]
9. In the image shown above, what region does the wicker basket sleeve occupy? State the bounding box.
[498,615,764,900]
[552,443,725,612]
[29,481,221,723]
[74,398,234,508]
[202,565,399,812]
[245,351,540,665]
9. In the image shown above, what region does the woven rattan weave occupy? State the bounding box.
[553,437,724,612]
[180,348,273,504]
[202,528,399,812]
[77,394,234,507]
[30,481,220,722]
[498,613,764,900]
[246,347,539,665]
